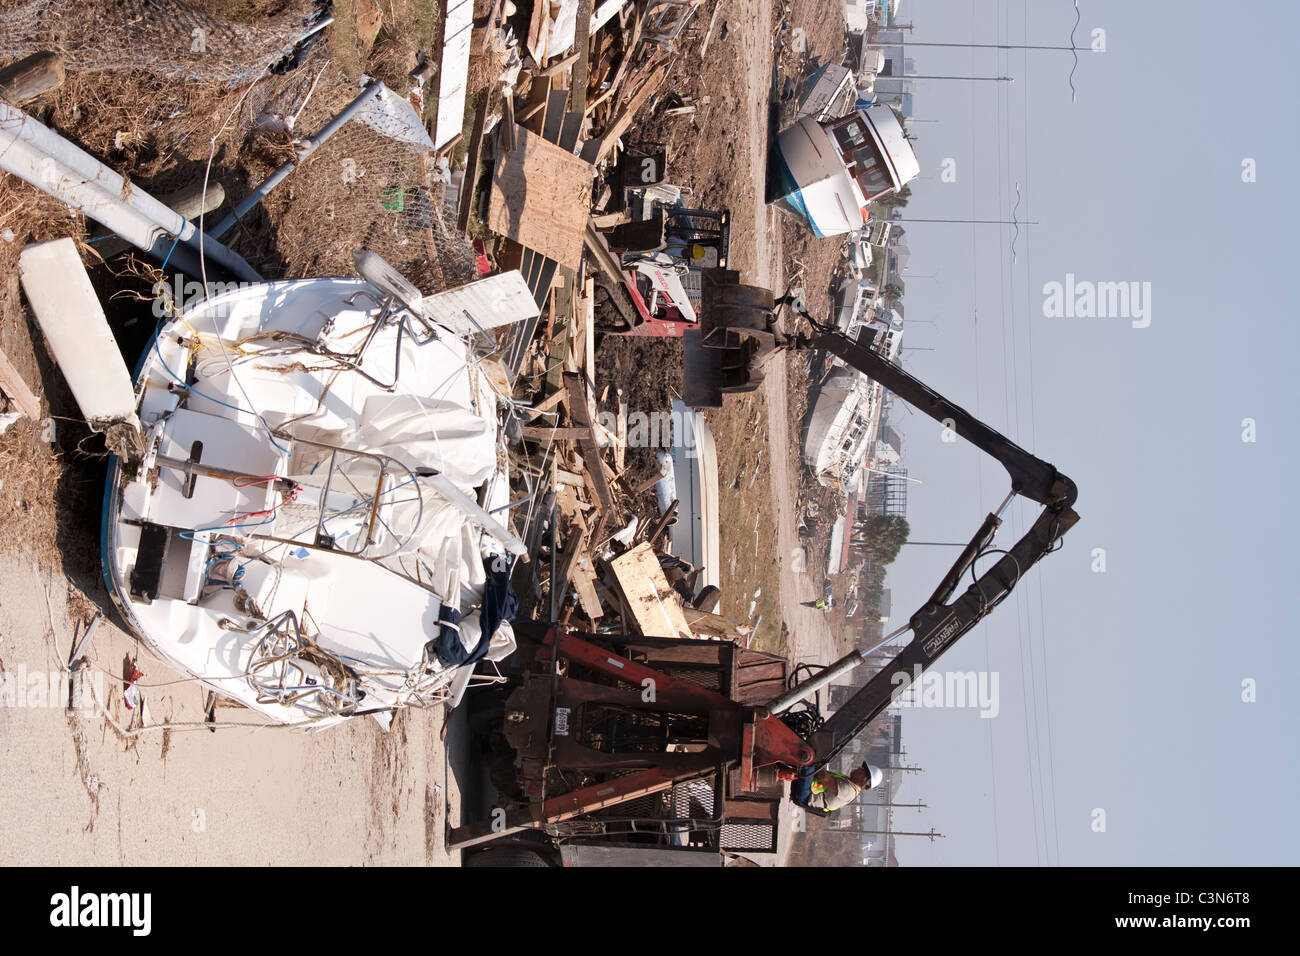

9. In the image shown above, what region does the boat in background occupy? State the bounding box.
[770,105,919,238]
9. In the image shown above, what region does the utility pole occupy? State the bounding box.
[837,827,944,840]
[898,41,1093,53]
[891,74,1014,83]
[893,218,1039,225]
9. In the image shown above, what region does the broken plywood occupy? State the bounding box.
[609,541,693,639]
[489,126,595,269]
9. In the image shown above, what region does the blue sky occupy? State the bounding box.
[875,0,1300,865]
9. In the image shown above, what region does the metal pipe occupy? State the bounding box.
[0,101,261,282]
[210,80,385,240]
[766,623,912,716]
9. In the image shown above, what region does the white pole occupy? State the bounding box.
[0,101,260,282]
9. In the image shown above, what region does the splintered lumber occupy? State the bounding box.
[0,52,65,105]
[522,425,594,440]
[564,371,615,512]
[589,60,670,163]
[553,521,589,612]
[609,542,693,639]
[570,554,603,620]
[0,345,40,420]
[682,606,746,642]
[456,92,490,232]
[489,126,594,269]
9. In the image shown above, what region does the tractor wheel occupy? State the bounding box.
[464,846,555,867]
[693,585,722,614]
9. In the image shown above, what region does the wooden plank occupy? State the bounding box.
[569,0,595,115]
[522,425,594,440]
[583,276,596,381]
[526,0,552,63]
[542,88,570,143]
[564,371,615,512]
[608,542,693,639]
[680,607,748,643]
[523,389,567,419]
[570,554,603,620]
[456,91,490,233]
[522,75,554,134]
[0,345,40,420]
[615,389,627,472]
[552,522,589,612]
[488,127,594,270]
[0,52,65,105]
[433,0,475,150]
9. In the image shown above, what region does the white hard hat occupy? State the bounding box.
[861,763,884,790]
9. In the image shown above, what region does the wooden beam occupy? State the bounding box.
[564,371,615,513]
[521,425,594,440]
[0,52,65,105]
[569,0,595,115]
[569,553,603,621]
[0,345,40,421]
[456,91,490,233]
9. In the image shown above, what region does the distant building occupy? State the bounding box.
[875,423,903,467]
[868,28,915,116]
[844,0,902,32]
[866,464,909,517]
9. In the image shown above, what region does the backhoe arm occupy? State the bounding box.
[774,324,1079,767]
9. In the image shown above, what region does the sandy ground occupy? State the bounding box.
[0,554,464,866]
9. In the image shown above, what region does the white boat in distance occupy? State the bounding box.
[90,256,531,729]
[771,105,919,238]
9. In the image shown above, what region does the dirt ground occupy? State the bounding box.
[606,0,850,659]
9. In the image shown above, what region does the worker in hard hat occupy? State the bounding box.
[780,761,884,815]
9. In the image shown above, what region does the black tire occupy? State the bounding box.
[464,846,554,867]
[693,585,722,613]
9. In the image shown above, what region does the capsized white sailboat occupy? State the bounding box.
[22,239,535,729]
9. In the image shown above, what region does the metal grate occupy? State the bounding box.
[721,822,778,852]
[672,778,717,819]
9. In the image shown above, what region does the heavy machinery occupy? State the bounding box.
[452,271,1079,865]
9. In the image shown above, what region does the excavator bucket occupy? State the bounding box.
[682,329,725,408]
[681,269,780,408]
